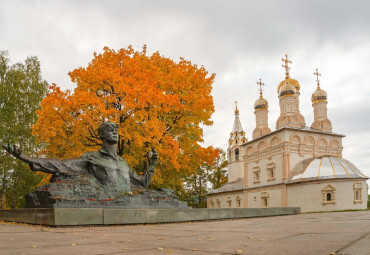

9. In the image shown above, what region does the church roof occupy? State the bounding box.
[232,113,243,133]
[287,156,368,183]
[243,126,345,145]
[208,178,244,194]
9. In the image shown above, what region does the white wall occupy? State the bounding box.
[207,191,243,208]
[287,179,368,212]
[247,186,283,208]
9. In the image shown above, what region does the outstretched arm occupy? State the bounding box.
[2,144,88,174]
[2,144,30,164]
[130,148,158,189]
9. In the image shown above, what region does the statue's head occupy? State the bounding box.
[98,121,119,144]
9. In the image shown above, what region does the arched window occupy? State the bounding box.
[235,148,239,161]
[322,184,336,204]
[216,198,221,208]
[326,193,331,201]
[236,196,242,208]
[353,182,362,203]
[267,162,276,181]
[227,197,232,208]
[253,166,261,183]
[261,192,269,207]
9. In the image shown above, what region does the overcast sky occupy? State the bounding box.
[1,0,369,181]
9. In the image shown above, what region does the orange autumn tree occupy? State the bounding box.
[32,46,218,190]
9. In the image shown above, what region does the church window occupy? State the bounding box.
[267,162,276,181]
[326,193,331,201]
[235,148,239,161]
[322,185,336,204]
[227,197,232,208]
[262,198,268,207]
[210,199,215,208]
[261,192,269,207]
[236,196,242,207]
[253,167,261,183]
[353,183,362,203]
[216,198,221,208]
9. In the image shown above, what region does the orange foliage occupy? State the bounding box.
[32,46,218,189]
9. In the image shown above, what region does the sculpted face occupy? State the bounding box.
[101,126,119,144]
[98,122,119,144]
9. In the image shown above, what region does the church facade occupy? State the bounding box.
[207,55,368,213]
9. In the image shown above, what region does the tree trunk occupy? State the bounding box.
[1,181,5,210]
[1,192,4,210]
[198,177,202,204]
[11,182,16,209]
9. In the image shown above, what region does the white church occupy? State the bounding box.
[207,55,369,213]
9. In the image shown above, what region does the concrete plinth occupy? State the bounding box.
[0,207,300,226]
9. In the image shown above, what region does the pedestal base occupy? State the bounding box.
[0,207,300,226]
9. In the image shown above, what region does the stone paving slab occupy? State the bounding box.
[0,211,369,254]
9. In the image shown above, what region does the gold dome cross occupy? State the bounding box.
[282,54,292,79]
[313,68,321,88]
[257,78,265,98]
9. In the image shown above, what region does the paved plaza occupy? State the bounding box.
[0,211,369,255]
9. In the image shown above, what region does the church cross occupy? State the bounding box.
[257,78,264,97]
[235,100,238,108]
[281,54,292,79]
[313,68,321,88]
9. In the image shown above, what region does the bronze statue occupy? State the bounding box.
[2,121,187,208]
[3,121,157,190]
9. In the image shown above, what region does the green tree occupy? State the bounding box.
[32,46,218,192]
[182,163,210,208]
[181,148,228,208]
[0,51,48,209]
[208,148,228,189]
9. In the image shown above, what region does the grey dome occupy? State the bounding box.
[287,156,368,183]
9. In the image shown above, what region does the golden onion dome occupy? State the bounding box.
[278,78,300,94]
[254,97,268,110]
[279,82,296,97]
[235,107,239,115]
[312,87,327,103]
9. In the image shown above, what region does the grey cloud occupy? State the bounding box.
[1,0,370,180]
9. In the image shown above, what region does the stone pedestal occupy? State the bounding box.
[25,173,187,209]
[0,207,300,226]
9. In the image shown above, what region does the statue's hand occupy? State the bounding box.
[147,148,158,166]
[2,144,29,163]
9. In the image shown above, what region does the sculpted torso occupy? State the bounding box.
[2,121,157,190]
